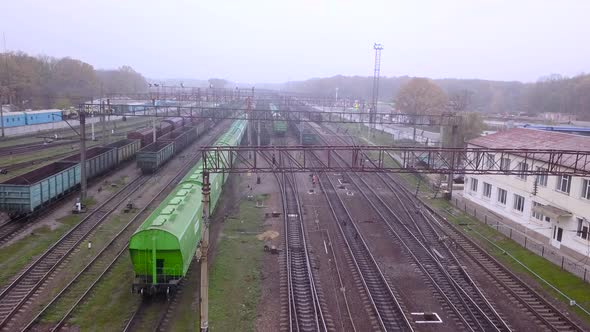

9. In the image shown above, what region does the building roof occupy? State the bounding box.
[469,128,590,152]
[468,128,590,171]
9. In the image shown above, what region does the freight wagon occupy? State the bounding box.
[160,127,197,154]
[162,117,184,131]
[127,127,155,148]
[136,141,175,174]
[105,139,141,164]
[129,118,247,295]
[0,162,79,215]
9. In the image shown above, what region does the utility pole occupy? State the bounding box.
[200,171,211,332]
[370,43,383,139]
[79,108,87,201]
[0,93,5,138]
[152,99,157,143]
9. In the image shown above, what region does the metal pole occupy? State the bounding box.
[446,124,458,199]
[101,100,106,145]
[257,118,261,184]
[152,101,157,144]
[0,93,5,137]
[200,171,211,332]
[79,110,87,201]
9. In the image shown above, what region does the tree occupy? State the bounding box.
[449,89,473,112]
[396,78,448,114]
[441,112,485,148]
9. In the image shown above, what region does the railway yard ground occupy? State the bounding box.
[0,111,589,332]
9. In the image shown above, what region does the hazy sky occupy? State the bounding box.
[2,0,589,83]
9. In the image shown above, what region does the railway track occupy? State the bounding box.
[314,123,515,331]
[14,120,232,331]
[319,121,587,331]
[314,164,412,331]
[0,174,150,330]
[383,173,588,332]
[276,156,329,332]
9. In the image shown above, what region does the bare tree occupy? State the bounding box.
[449,89,473,112]
[396,78,448,114]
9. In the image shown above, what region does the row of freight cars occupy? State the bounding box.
[0,116,207,217]
[129,118,247,295]
[1,109,65,128]
[0,142,140,216]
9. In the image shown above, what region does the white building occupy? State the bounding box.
[462,128,590,260]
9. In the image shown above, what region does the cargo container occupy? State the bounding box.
[61,147,117,179]
[136,141,175,174]
[0,161,79,214]
[105,139,141,163]
[127,127,155,148]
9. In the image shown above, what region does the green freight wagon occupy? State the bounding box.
[136,141,175,174]
[0,161,80,215]
[128,119,246,295]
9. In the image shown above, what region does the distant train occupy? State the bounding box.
[1,110,64,128]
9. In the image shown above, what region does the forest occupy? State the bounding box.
[0,52,148,110]
[286,74,590,120]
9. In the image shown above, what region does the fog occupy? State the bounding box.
[2,0,589,83]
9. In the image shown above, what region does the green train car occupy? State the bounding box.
[270,103,287,136]
[128,119,247,295]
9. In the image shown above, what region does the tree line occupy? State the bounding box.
[0,51,148,110]
[287,73,590,120]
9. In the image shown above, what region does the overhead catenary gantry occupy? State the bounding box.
[200,145,590,177]
[82,102,462,126]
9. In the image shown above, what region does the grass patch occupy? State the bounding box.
[427,198,590,324]
[0,214,80,287]
[66,252,140,331]
[206,198,265,331]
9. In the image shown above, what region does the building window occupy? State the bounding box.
[500,157,511,172]
[517,162,528,180]
[483,182,492,198]
[531,201,544,221]
[513,194,525,212]
[470,178,478,192]
[582,179,590,200]
[536,167,548,187]
[497,188,507,205]
[577,218,588,240]
[556,175,571,194]
[486,154,495,169]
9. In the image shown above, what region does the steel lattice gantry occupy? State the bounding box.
[200,145,590,176]
[83,103,462,126]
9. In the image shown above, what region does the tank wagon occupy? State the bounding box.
[128,118,247,295]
